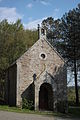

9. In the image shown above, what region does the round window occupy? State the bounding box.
[39,52,47,60]
[41,54,45,59]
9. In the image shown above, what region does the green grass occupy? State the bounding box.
[68,106,80,117]
[68,86,80,106]
[0,105,68,117]
[0,105,80,118]
[0,105,54,116]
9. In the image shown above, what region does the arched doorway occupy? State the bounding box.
[39,83,53,110]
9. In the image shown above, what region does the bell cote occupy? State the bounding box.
[38,24,46,39]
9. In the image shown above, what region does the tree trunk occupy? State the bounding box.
[74,59,79,105]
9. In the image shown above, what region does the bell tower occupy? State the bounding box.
[38,24,46,39]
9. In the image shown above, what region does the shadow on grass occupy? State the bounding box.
[0,105,80,119]
[68,106,80,118]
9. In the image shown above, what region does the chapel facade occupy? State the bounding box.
[5,25,68,112]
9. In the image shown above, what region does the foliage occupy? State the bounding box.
[59,4,80,61]
[59,4,80,105]
[42,4,80,105]
[69,107,80,117]
[0,19,38,69]
[22,98,34,110]
[42,17,61,50]
[68,86,80,106]
[0,19,38,99]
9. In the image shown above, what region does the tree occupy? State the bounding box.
[0,19,38,100]
[42,17,61,50]
[58,4,80,105]
[41,4,80,105]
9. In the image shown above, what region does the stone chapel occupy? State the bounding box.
[5,25,68,112]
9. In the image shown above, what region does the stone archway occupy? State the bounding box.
[39,83,53,111]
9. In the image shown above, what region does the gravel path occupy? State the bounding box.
[0,111,53,120]
[0,111,80,120]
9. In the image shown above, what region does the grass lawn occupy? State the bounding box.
[68,106,80,118]
[0,105,80,118]
[0,105,54,116]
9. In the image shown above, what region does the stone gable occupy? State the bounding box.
[5,27,68,113]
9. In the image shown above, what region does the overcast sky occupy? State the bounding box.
[0,0,80,29]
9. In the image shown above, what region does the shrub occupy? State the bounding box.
[68,101,80,106]
[22,98,34,110]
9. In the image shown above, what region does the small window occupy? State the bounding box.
[39,52,47,60]
[33,73,37,81]
[41,28,45,35]
[41,53,45,59]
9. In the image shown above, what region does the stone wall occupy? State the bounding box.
[16,38,67,112]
